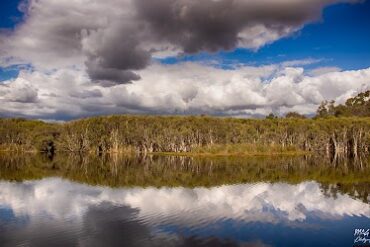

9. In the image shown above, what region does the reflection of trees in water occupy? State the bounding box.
[320,182,369,204]
[0,153,369,202]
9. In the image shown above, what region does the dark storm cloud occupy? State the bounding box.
[135,0,242,53]
[133,0,351,53]
[83,24,152,83]
[85,0,356,84]
[86,60,142,85]
[0,0,359,86]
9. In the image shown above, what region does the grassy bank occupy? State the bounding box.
[154,143,309,157]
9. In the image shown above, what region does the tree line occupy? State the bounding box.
[0,91,369,156]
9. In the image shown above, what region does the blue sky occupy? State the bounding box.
[0,1,23,29]
[0,0,24,81]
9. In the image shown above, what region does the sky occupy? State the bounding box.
[0,0,369,120]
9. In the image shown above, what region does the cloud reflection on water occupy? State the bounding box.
[0,178,369,246]
[1,178,369,222]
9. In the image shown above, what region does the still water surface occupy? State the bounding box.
[0,154,369,247]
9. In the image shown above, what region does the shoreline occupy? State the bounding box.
[0,149,311,157]
[148,150,310,157]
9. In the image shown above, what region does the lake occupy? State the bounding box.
[0,154,369,247]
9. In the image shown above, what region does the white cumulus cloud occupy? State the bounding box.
[1,62,369,119]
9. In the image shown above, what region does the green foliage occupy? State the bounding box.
[192,143,302,156]
[0,118,59,152]
[56,116,370,155]
[285,112,306,119]
[316,90,370,118]
[0,115,369,156]
[266,113,278,119]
